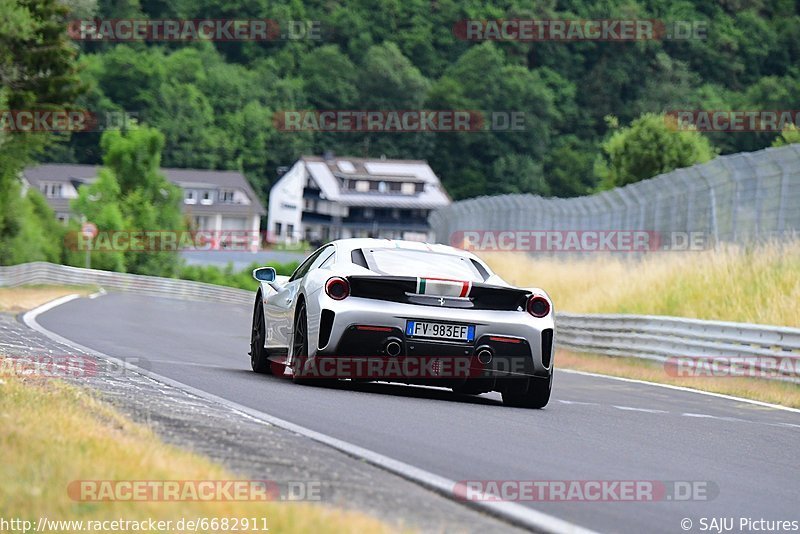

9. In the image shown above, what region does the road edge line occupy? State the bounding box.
[559,369,800,414]
[23,296,598,534]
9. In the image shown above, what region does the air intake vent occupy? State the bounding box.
[541,328,554,368]
[319,309,335,349]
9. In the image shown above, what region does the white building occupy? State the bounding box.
[268,155,451,245]
[23,164,265,244]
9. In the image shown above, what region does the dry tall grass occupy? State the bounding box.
[556,350,800,407]
[482,241,800,327]
[0,285,95,313]
[0,374,396,533]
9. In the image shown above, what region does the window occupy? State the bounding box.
[201,190,213,205]
[42,183,63,198]
[363,248,484,281]
[220,190,235,203]
[289,244,333,281]
[185,190,197,204]
[286,224,294,238]
[401,182,416,195]
[274,222,282,237]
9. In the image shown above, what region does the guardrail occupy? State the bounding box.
[3,262,797,382]
[0,262,253,306]
[557,312,800,383]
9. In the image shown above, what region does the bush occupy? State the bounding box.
[176,261,299,290]
[0,188,64,265]
[595,113,717,190]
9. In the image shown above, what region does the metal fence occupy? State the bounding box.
[0,262,253,306]
[3,262,798,382]
[430,144,800,247]
[558,313,800,383]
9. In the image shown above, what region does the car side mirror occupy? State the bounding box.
[252,267,276,282]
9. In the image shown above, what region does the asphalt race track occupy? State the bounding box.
[38,292,800,533]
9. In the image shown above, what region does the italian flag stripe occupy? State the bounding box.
[415,277,472,297]
[459,281,471,297]
[418,278,427,293]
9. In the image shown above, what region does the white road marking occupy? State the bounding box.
[560,399,794,428]
[777,422,800,429]
[23,298,600,534]
[560,368,800,414]
[612,405,668,414]
[557,399,599,406]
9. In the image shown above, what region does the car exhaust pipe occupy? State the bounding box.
[384,338,402,357]
[476,346,494,365]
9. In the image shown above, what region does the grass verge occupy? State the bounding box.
[481,241,800,327]
[0,285,96,313]
[0,373,395,533]
[557,349,800,408]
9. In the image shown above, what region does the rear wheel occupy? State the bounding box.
[250,297,271,374]
[502,373,552,409]
[291,303,312,384]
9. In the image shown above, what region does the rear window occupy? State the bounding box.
[362,248,485,282]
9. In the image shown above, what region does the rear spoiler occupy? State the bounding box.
[347,275,530,311]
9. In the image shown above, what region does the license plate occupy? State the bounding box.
[406,321,475,342]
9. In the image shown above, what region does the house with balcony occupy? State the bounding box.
[268,155,451,245]
[22,164,265,244]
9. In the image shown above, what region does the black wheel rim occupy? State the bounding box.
[292,307,307,370]
[251,302,264,367]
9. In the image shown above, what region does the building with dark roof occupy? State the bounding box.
[268,155,451,244]
[22,164,266,238]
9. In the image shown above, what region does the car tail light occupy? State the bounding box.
[526,295,550,318]
[325,277,350,300]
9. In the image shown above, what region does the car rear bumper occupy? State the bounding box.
[312,295,554,381]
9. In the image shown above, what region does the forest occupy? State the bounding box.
[42,0,800,200]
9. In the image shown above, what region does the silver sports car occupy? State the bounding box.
[249,238,555,408]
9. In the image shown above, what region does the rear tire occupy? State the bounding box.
[291,303,313,384]
[502,373,552,409]
[250,297,272,374]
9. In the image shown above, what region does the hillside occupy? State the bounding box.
[47,0,800,201]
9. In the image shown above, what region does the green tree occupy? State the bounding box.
[489,154,549,196]
[28,0,800,203]
[0,0,83,264]
[595,113,718,190]
[544,136,598,197]
[300,46,358,109]
[70,169,127,271]
[2,188,64,264]
[72,126,184,275]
